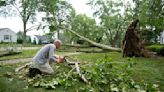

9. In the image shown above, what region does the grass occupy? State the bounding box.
[0,52,164,91]
[130,57,164,89]
[0,64,85,92]
[0,50,38,61]
[0,67,53,92]
[59,45,103,52]
[0,43,43,47]
[72,52,164,91]
[0,49,72,61]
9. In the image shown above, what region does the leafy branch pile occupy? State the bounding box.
[27,58,159,92]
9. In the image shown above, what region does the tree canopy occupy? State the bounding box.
[0,0,163,45]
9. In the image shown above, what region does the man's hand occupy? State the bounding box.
[57,56,65,63]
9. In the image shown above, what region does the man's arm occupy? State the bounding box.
[49,45,58,63]
[49,45,64,64]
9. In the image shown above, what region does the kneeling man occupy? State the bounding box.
[29,40,64,77]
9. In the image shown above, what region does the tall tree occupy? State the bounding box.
[133,0,164,43]
[0,0,38,43]
[0,0,5,6]
[54,0,121,51]
[88,0,129,47]
[122,19,149,57]
[69,14,103,44]
[39,0,74,40]
[0,0,17,17]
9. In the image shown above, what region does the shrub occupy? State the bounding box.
[157,47,164,56]
[0,41,4,44]
[33,39,37,44]
[27,37,32,44]
[147,44,164,56]
[17,38,23,44]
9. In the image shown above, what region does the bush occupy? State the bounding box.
[147,44,164,56]
[33,39,37,44]
[27,37,32,44]
[17,38,23,44]
[157,47,164,56]
[0,41,4,44]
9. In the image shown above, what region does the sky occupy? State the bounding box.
[0,0,93,36]
[69,0,93,17]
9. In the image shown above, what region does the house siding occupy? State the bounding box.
[159,31,164,44]
[0,28,17,42]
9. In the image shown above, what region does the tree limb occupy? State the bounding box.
[59,26,121,52]
[12,1,23,18]
[75,62,89,84]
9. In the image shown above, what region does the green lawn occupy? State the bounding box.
[72,52,164,91]
[0,52,163,91]
[0,49,73,61]
[0,43,43,47]
[0,50,38,61]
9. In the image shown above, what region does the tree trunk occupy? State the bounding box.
[57,30,60,39]
[59,26,121,52]
[122,19,150,57]
[23,21,27,44]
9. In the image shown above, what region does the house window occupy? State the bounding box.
[4,35,10,40]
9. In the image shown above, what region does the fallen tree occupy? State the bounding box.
[122,19,150,57]
[58,26,121,52]
[63,44,90,48]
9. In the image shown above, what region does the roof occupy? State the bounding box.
[0,28,10,31]
[34,35,48,41]
[0,28,15,33]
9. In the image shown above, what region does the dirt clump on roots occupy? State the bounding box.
[122,19,150,57]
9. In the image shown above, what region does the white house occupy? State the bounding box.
[158,31,164,44]
[31,35,49,44]
[0,28,17,43]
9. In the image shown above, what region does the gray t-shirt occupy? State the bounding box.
[32,44,57,65]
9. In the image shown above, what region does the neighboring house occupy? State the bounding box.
[158,31,164,44]
[31,35,49,44]
[0,28,17,43]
